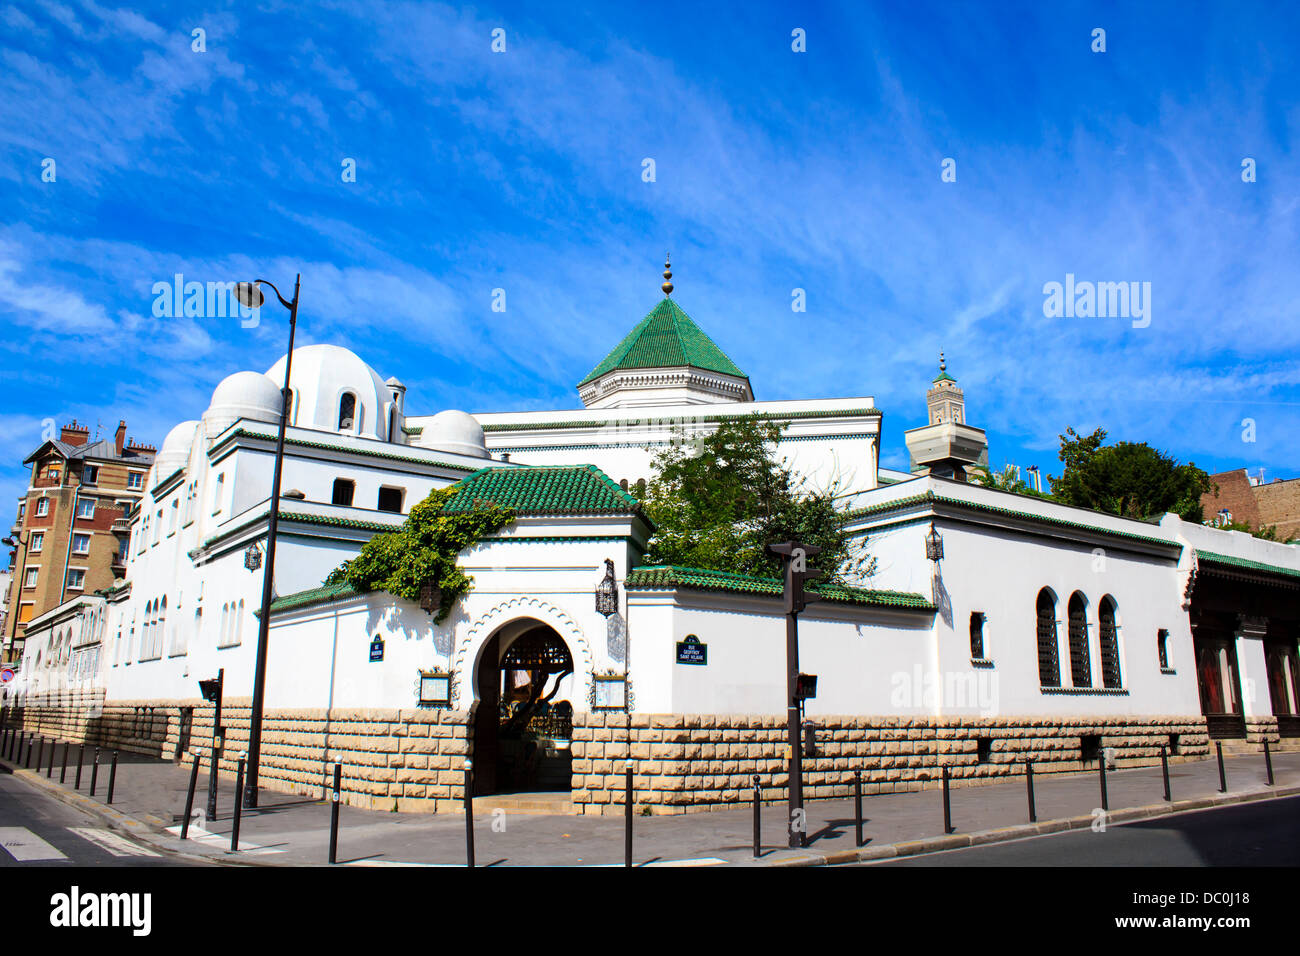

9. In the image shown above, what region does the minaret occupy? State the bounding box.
[926,351,965,425]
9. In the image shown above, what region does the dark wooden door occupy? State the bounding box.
[1195,634,1245,738]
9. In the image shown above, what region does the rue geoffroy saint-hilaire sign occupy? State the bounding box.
[676,634,707,665]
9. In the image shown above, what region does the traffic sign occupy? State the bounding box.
[0,667,13,683]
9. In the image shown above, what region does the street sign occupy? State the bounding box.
[369,636,384,662]
[0,668,13,683]
[675,635,707,665]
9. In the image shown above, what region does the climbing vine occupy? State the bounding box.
[324,486,516,623]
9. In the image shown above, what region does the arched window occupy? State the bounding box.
[1157,629,1170,670]
[1036,589,1060,687]
[332,478,355,506]
[1067,592,1091,688]
[338,392,357,431]
[221,603,229,647]
[1098,596,1121,688]
[157,597,167,660]
[969,612,986,660]
[234,599,245,645]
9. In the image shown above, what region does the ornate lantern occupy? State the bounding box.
[243,541,263,572]
[595,558,618,617]
[925,522,944,563]
[419,579,441,614]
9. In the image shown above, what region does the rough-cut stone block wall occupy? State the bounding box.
[569,714,1212,815]
[0,692,472,813]
[1245,715,1281,744]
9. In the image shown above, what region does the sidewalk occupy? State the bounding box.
[3,741,1297,866]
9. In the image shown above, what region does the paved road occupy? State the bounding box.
[0,770,195,867]
[872,795,1300,866]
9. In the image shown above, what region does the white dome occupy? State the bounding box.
[418,409,488,459]
[153,420,199,476]
[204,371,282,437]
[266,344,396,440]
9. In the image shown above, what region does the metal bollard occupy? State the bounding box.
[33,736,43,770]
[624,759,634,868]
[941,765,953,834]
[181,749,202,840]
[1026,760,1037,823]
[60,741,69,784]
[89,747,101,797]
[74,744,85,789]
[230,753,246,853]
[47,739,56,778]
[1161,744,1171,801]
[1264,739,1274,787]
[752,774,762,858]
[205,747,219,823]
[1216,741,1227,793]
[854,770,864,847]
[463,758,475,868]
[1099,754,1108,811]
[107,751,119,805]
[328,761,342,864]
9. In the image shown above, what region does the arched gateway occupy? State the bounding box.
[471,621,577,796]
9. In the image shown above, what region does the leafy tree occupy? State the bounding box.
[324,486,515,622]
[971,463,1029,493]
[641,417,873,582]
[1047,427,1211,522]
[1215,518,1295,544]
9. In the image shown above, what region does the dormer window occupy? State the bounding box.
[339,392,357,431]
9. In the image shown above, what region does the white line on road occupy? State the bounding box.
[68,827,161,858]
[0,827,68,861]
[163,823,283,854]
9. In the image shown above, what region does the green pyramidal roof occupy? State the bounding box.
[444,464,643,516]
[579,297,749,387]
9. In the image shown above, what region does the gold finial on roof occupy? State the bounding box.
[939,350,946,374]
[661,253,673,296]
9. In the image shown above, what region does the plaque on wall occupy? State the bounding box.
[676,634,707,665]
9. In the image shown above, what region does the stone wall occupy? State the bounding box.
[0,691,471,813]
[569,714,1212,815]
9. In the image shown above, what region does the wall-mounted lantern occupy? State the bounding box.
[419,579,442,615]
[595,558,618,617]
[243,541,263,572]
[925,522,944,563]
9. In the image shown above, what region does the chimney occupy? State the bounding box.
[115,420,127,456]
[60,419,89,446]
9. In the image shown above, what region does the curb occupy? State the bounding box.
[767,783,1300,867]
[0,758,245,867]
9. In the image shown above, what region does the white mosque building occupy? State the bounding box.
[7,264,1299,813]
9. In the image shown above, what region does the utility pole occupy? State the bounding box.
[767,540,823,849]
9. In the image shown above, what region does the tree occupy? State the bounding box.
[971,463,1029,494]
[641,417,873,582]
[1047,427,1211,522]
[324,486,515,622]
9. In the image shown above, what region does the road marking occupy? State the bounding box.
[342,860,458,867]
[163,823,283,855]
[68,827,161,858]
[0,827,68,861]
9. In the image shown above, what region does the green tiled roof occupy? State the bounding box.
[444,464,643,516]
[265,581,361,616]
[932,371,956,383]
[578,297,748,387]
[1197,550,1300,581]
[479,408,880,434]
[625,565,935,610]
[844,490,1178,549]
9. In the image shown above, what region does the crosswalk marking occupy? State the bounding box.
[68,827,161,858]
[0,827,68,861]
[163,823,284,855]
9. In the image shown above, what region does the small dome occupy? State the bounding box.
[418,410,488,458]
[204,371,282,437]
[266,344,394,440]
[153,420,199,476]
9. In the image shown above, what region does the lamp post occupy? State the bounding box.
[234,275,300,808]
[2,533,30,665]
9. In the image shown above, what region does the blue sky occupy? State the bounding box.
[2,0,1298,510]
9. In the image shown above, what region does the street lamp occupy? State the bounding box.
[233,275,301,808]
[2,533,30,665]
[595,559,618,617]
[925,522,944,563]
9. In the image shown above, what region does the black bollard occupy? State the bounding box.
[230,753,246,853]
[60,741,69,784]
[181,749,202,840]
[328,761,342,864]
[1099,753,1109,811]
[107,751,119,804]
[74,744,84,789]
[463,758,475,868]
[89,747,101,797]
[941,765,953,834]
[205,747,219,823]
[1216,741,1227,793]
[752,774,762,858]
[854,770,864,847]
[624,759,634,868]
[33,736,43,770]
[1264,739,1274,787]
[47,739,56,778]
[1161,744,1171,801]
[1026,759,1037,823]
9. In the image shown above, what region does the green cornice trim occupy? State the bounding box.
[625,564,935,611]
[206,428,482,473]
[1197,550,1300,581]
[478,408,882,434]
[149,467,184,497]
[202,509,398,551]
